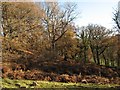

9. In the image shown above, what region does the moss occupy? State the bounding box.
[1,78,119,89]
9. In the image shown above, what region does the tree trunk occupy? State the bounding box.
[90,46,97,64]
[83,46,87,63]
[96,46,100,65]
[102,53,107,66]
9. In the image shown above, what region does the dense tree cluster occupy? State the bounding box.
[1,2,120,68]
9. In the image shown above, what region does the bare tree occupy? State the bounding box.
[80,24,112,65]
[76,26,89,63]
[39,2,78,59]
[113,9,120,67]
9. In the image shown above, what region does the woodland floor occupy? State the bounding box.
[1,59,120,88]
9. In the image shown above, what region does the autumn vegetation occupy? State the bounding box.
[1,2,120,88]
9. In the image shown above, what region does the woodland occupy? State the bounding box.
[1,2,120,89]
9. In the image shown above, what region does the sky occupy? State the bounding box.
[34,0,120,29]
[74,1,118,29]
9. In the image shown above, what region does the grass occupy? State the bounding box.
[0,78,120,89]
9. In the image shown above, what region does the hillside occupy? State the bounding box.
[2,59,120,85]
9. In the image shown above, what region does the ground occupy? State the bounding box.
[1,78,120,89]
[1,59,120,88]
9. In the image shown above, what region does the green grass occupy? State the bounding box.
[0,78,120,89]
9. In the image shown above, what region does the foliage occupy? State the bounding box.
[1,2,120,83]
